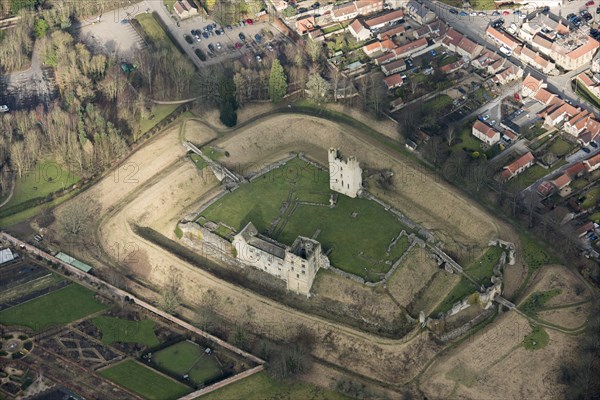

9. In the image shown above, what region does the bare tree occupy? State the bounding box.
[160,266,183,314]
[446,124,456,146]
[57,195,101,236]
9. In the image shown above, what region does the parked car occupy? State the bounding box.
[298,7,308,12]
[482,114,490,120]
[239,32,246,41]
[246,18,253,25]
[478,11,486,16]
[226,24,233,30]
[586,0,595,6]
[430,49,437,56]
[583,12,593,21]
[492,10,500,15]
[255,33,262,42]
[235,42,243,49]
[312,2,320,8]
[513,9,521,14]
[470,11,477,16]
[208,43,215,52]
[202,31,209,39]
[256,54,262,62]
[502,10,511,15]
[216,42,222,50]
[267,44,274,52]
[459,10,468,16]
[597,6,600,13]
[0,105,8,113]
[567,13,576,19]
[448,8,458,14]
[583,147,591,153]
[184,35,193,44]
[591,141,598,148]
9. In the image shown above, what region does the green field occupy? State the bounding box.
[523,325,549,350]
[138,104,180,139]
[519,232,557,271]
[100,360,191,400]
[189,153,207,170]
[92,316,160,347]
[198,371,351,400]
[199,158,409,280]
[136,13,170,48]
[519,289,561,316]
[4,158,80,209]
[432,277,477,316]
[466,246,502,285]
[0,284,106,331]
[153,341,222,385]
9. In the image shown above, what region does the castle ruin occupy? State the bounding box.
[232,222,325,296]
[328,148,363,198]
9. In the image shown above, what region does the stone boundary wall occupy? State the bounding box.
[298,153,328,172]
[179,223,238,268]
[187,188,233,223]
[438,306,496,342]
[179,365,265,400]
[248,153,298,182]
[0,231,266,367]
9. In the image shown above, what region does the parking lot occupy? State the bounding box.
[175,15,282,65]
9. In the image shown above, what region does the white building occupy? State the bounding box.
[328,148,363,198]
[232,222,324,296]
[472,121,501,146]
[0,248,15,265]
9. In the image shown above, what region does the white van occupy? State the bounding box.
[499,46,512,56]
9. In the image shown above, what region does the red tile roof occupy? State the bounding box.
[566,162,585,177]
[393,37,428,57]
[504,152,534,174]
[551,173,571,189]
[567,37,600,60]
[384,73,404,89]
[584,153,600,171]
[365,9,404,27]
[473,120,499,140]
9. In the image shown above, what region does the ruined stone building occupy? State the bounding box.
[232,222,325,296]
[328,148,363,198]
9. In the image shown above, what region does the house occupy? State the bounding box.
[0,248,15,265]
[374,52,398,65]
[537,180,555,197]
[576,221,595,237]
[393,37,428,58]
[501,151,535,181]
[584,153,600,172]
[363,40,394,56]
[233,222,324,296]
[576,72,600,99]
[494,65,523,85]
[355,0,385,16]
[364,9,404,30]
[173,0,198,19]
[405,1,435,24]
[456,36,483,59]
[349,19,370,41]
[390,96,405,112]
[379,25,405,40]
[381,58,406,75]
[502,129,518,142]
[514,46,555,74]
[472,120,501,146]
[296,17,315,35]
[553,37,600,71]
[308,29,324,41]
[268,0,288,11]
[440,59,464,74]
[564,110,591,137]
[332,2,359,21]
[521,73,546,98]
[486,26,521,51]
[551,173,571,190]
[384,73,404,90]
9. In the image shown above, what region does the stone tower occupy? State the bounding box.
[328,148,362,198]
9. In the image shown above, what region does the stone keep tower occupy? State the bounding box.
[328,148,362,198]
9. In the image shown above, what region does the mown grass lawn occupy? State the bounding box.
[547,137,574,157]
[136,13,169,47]
[200,157,409,280]
[153,341,221,386]
[581,187,600,209]
[189,153,207,170]
[0,284,106,331]
[92,316,160,347]
[452,126,483,153]
[100,360,191,400]
[505,165,549,193]
[197,371,351,400]
[4,158,80,209]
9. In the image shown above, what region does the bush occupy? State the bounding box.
[174,225,183,239]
